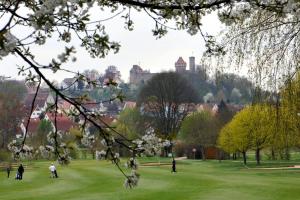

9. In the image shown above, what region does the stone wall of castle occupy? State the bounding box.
[130,71,155,85]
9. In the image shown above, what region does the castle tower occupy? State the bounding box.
[189,56,195,73]
[129,65,143,84]
[175,57,187,73]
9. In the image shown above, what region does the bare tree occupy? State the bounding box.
[138,72,199,143]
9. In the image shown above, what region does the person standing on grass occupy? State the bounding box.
[172,159,177,173]
[49,163,58,178]
[6,163,11,178]
[17,164,24,180]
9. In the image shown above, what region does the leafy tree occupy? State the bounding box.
[34,119,53,147]
[218,104,275,165]
[218,122,236,160]
[69,127,83,145]
[214,73,254,104]
[247,105,275,165]
[276,72,300,159]
[231,88,242,104]
[218,110,252,165]
[182,71,212,102]
[115,108,147,140]
[203,92,214,103]
[180,111,218,160]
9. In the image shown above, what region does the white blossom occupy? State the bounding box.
[124,170,140,189]
[95,150,106,160]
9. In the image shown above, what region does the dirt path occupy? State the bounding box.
[249,165,300,170]
[255,165,300,169]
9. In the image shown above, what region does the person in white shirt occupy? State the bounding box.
[49,163,58,178]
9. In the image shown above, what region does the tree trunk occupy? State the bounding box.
[232,152,237,160]
[242,151,247,165]
[284,147,290,160]
[218,149,223,163]
[255,148,261,165]
[271,148,276,160]
[92,149,95,159]
[201,146,206,161]
[1,132,6,149]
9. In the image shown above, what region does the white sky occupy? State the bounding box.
[0,9,223,83]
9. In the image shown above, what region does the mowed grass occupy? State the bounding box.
[1,159,300,200]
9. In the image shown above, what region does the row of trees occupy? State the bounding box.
[122,70,255,104]
[218,74,300,165]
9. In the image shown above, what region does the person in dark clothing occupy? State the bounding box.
[6,164,11,178]
[17,164,24,180]
[172,159,176,173]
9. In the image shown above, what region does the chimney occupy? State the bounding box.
[189,56,195,73]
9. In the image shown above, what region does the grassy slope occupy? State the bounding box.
[0,159,300,200]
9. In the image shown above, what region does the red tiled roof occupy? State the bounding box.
[46,112,76,132]
[82,102,99,111]
[22,113,77,135]
[58,100,72,110]
[175,57,186,65]
[99,115,116,125]
[24,118,41,134]
[24,91,49,108]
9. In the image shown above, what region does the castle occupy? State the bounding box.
[129,56,200,85]
[129,65,156,85]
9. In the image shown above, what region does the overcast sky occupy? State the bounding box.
[0,9,223,83]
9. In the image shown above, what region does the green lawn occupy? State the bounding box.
[1,159,300,200]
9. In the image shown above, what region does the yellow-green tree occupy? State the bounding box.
[69,127,83,144]
[249,105,275,164]
[218,104,276,165]
[218,108,252,165]
[277,72,300,159]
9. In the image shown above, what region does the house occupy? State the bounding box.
[82,100,100,113]
[20,112,77,137]
[84,115,117,135]
[196,103,217,114]
[195,101,243,116]
[46,112,77,132]
[23,91,54,119]
[61,78,78,90]
[58,99,72,112]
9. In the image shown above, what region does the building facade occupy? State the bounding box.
[129,65,155,85]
